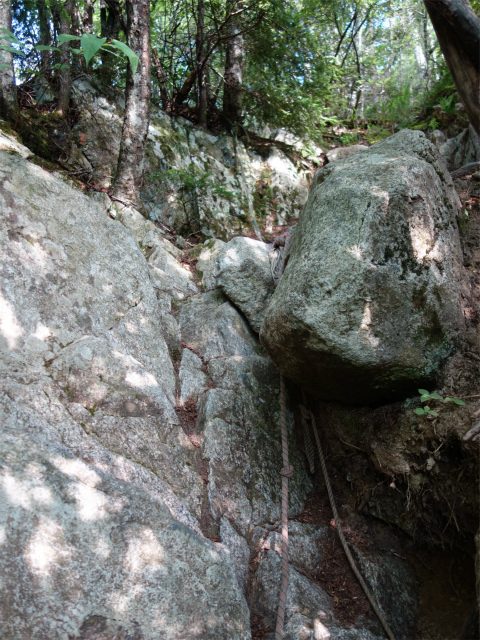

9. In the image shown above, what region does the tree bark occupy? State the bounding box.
[100,0,123,84]
[0,0,17,119]
[82,0,95,33]
[152,47,170,110]
[424,0,480,133]
[100,0,122,38]
[196,0,208,128]
[51,0,73,116]
[38,0,52,78]
[112,0,151,207]
[174,68,197,106]
[222,0,244,130]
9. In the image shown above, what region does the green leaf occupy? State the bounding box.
[35,44,60,52]
[428,410,439,417]
[414,408,426,416]
[0,45,24,56]
[444,397,465,406]
[111,39,139,74]
[58,34,80,45]
[420,394,430,402]
[429,392,443,401]
[80,33,106,67]
[0,29,23,45]
[418,389,430,396]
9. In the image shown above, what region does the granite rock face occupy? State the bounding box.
[0,130,421,639]
[0,148,250,639]
[67,80,311,239]
[327,144,368,162]
[261,130,466,404]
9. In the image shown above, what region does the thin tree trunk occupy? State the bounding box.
[100,0,122,84]
[196,0,208,128]
[424,0,480,133]
[38,0,52,78]
[82,0,95,33]
[52,0,72,116]
[70,0,81,37]
[112,0,151,207]
[100,0,121,38]
[421,8,431,86]
[174,68,197,106]
[222,0,244,130]
[152,47,170,110]
[0,0,17,119]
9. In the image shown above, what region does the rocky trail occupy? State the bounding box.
[0,116,478,640]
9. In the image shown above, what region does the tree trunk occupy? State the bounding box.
[38,0,52,78]
[421,7,432,87]
[100,0,122,84]
[0,0,17,119]
[174,68,197,106]
[100,0,122,38]
[52,0,73,116]
[424,0,480,133]
[112,0,151,207]
[152,47,170,110]
[196,0,208,128]
[82,0,94,33]
[222,0,244,130]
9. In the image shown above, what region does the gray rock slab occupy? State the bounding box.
[327,144,369,162]
[251,550,333,635]
[439,124,480,171]
[0,391,250,640]
[220,517,251,593]
[179,347,208,404]
[266,521,329,574]
[180,291,312,536]
[180,290,260,361]
[197,238,226,290]
[0,149,250,639]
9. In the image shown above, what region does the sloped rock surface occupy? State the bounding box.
[0,131,423,640]
[261,130,466,403]
[327,144,368,162]
[0,149,250,639]
[179,290,312,535]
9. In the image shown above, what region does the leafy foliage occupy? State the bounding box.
[4,0,477,139]
[414,389,466,418]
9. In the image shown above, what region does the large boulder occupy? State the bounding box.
[260,130,466,404]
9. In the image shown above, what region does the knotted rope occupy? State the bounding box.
[270,238,396,640]
[275,375,293,640]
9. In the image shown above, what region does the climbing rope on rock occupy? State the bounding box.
[270,233,396,640]
[301,396,397,640]
[275,375,293,640]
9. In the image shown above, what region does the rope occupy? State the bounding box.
[268,241,396,640]
[275,375,293,640]
[303,398,396,640]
